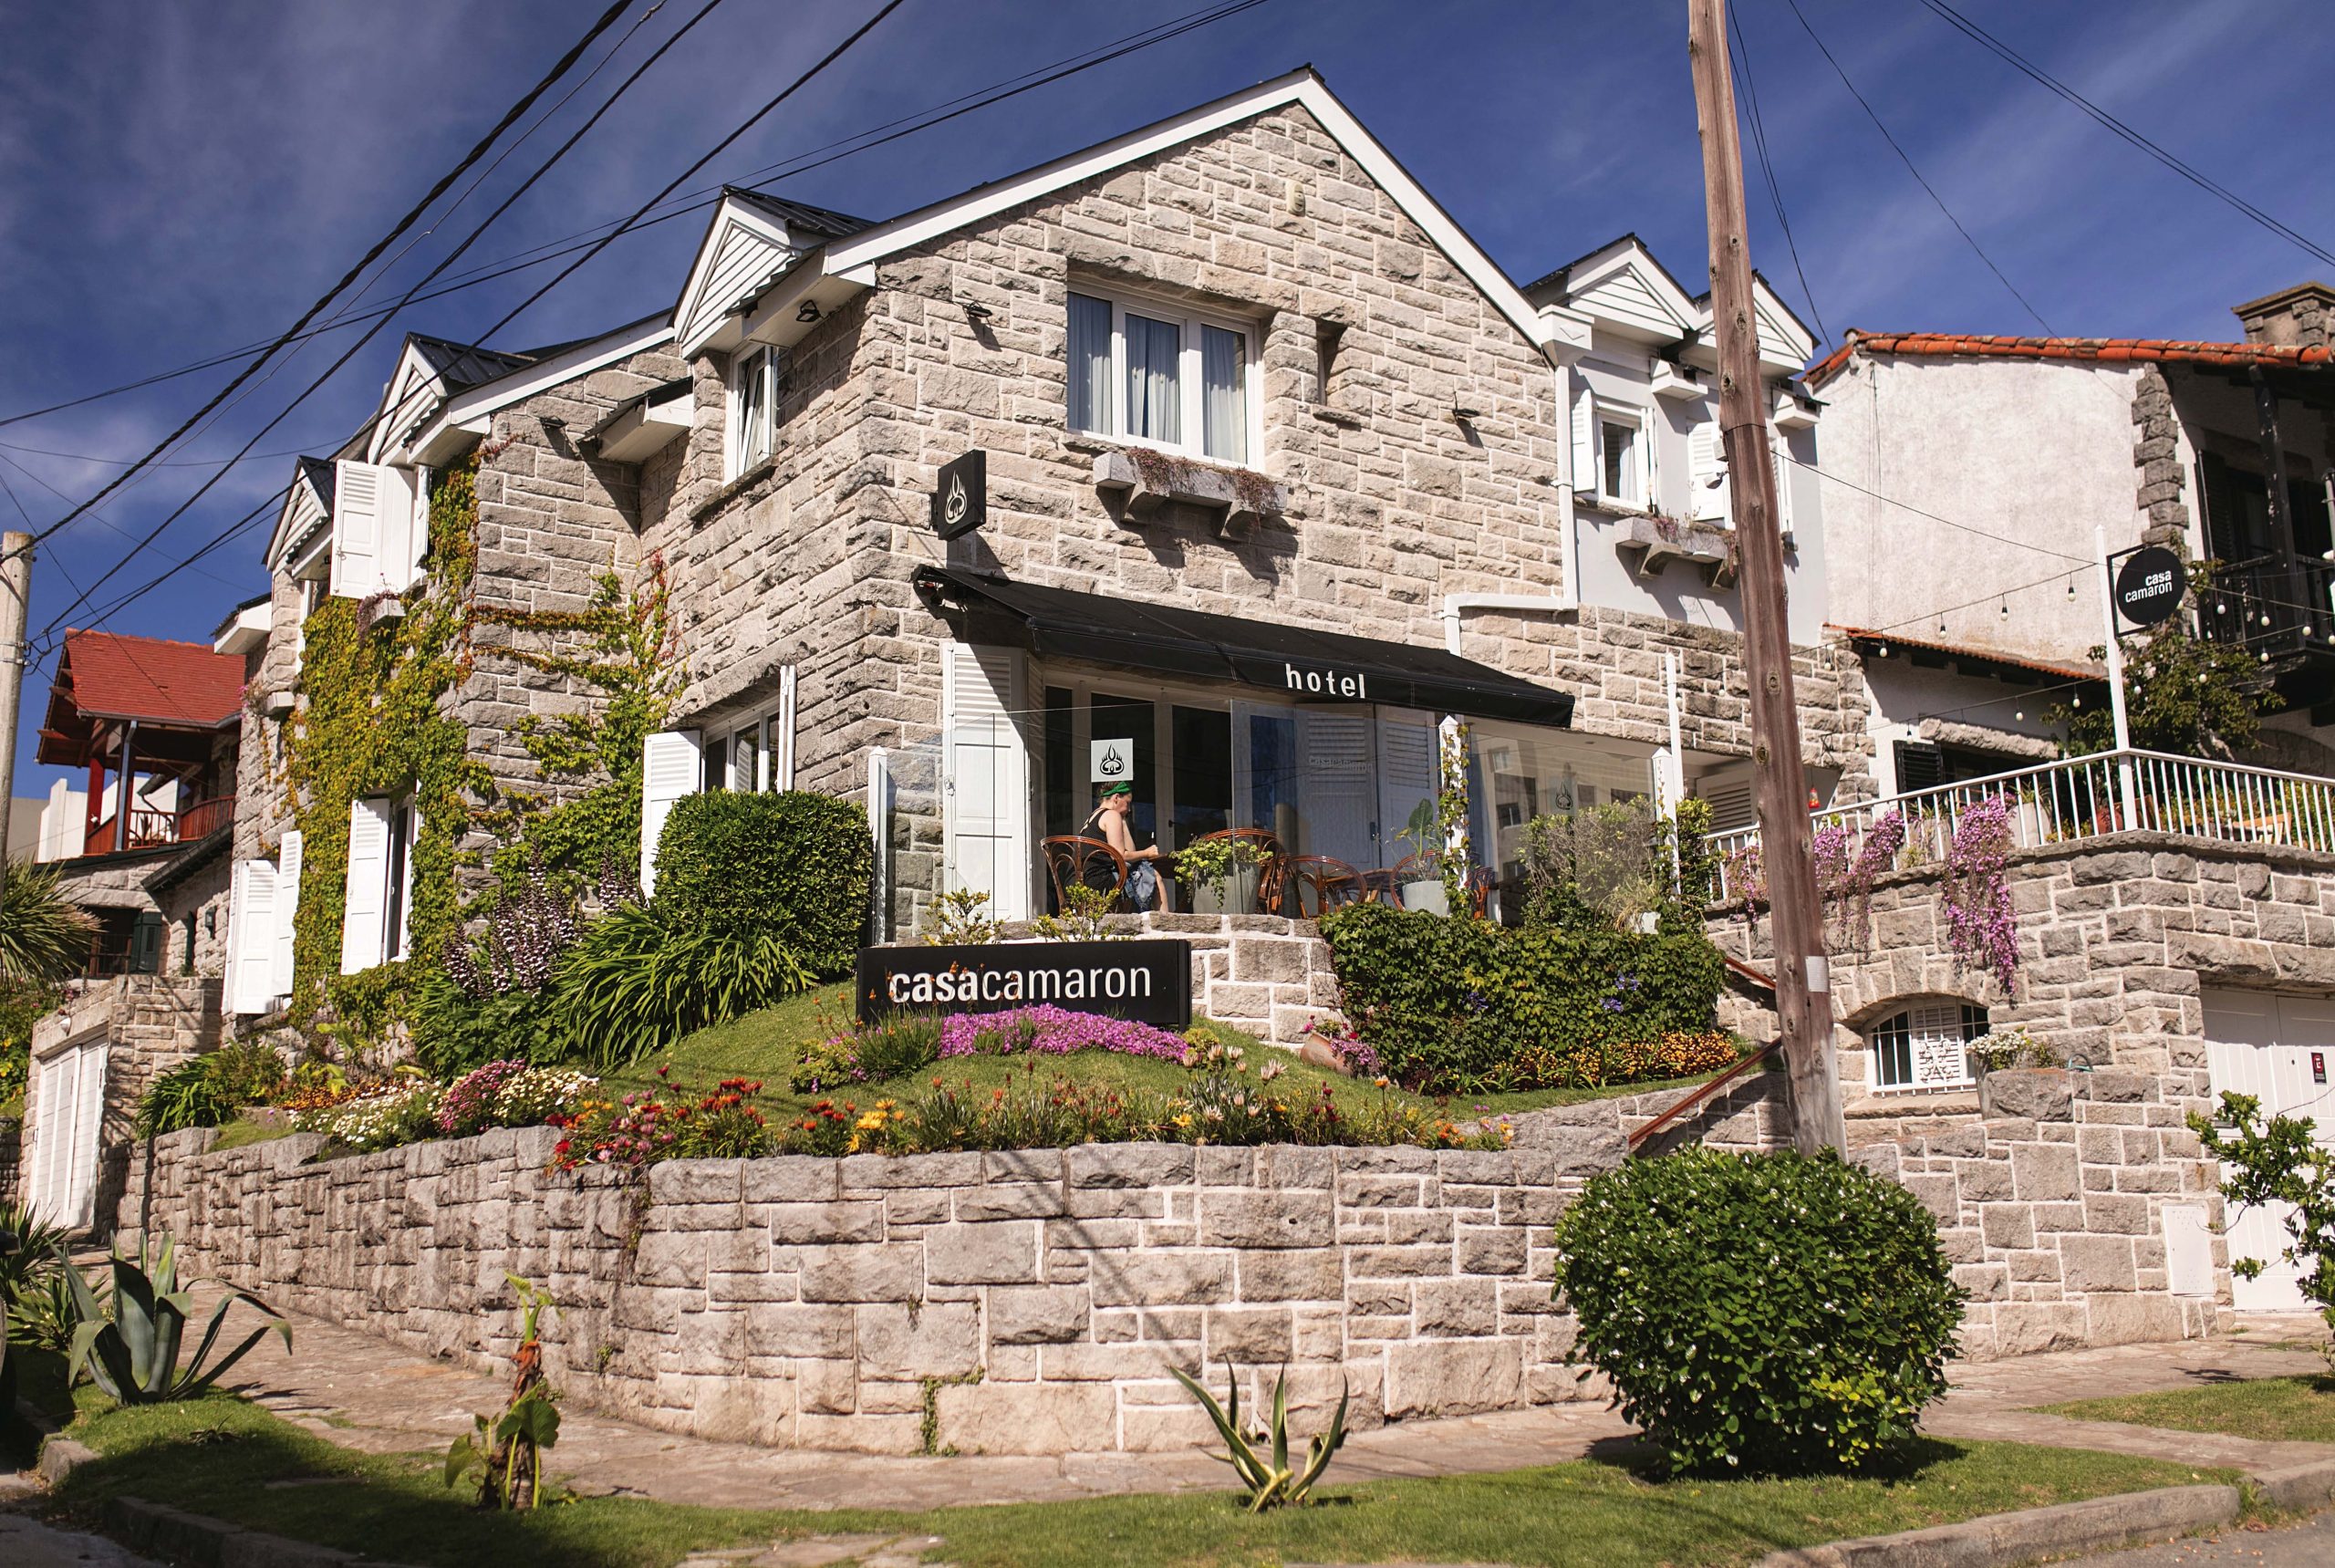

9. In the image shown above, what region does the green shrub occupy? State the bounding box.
[1553,1149,1963,1473]
[136,1044,288,1137]
[409,968,573,1076]
[1318,903,1723,1092]
[553,905,812,1069]
[651,791,872,976]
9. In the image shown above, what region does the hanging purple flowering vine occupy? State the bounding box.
[1942,795,2018,995]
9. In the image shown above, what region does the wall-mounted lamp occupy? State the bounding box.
[796,299,823,325]
[960,300,994,321]
[1450,402,1482,422]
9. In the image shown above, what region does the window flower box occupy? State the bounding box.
[1092,448,1287,535]
[1618,512,1738,586]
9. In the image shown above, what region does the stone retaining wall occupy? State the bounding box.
[120,1114,1628,1456]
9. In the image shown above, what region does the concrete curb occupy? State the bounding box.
[2250,1456,2335,1514]
[104,1496,420,1568]
[36,1436,98,1486]
[1755,1482,2242,1567]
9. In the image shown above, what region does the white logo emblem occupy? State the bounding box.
[944,472,969,528]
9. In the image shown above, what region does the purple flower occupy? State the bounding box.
[936,1005,1192,1064]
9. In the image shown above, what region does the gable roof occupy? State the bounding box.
[1522,233,1814,371]
[37,630,244,767]
[1804,329,2335,388]
[723,187,870,241]
[724,68,1573,363]
[265,455,338,572]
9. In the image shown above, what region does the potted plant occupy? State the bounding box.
[1396,799,1451,916]
[1180,834,1271,917]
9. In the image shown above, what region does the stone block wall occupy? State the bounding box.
[119,1121,1629,1455]
[1851,1069,2225,1356]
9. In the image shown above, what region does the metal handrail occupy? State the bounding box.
[1707,748,2335,899]
[1625,1040,1780,1152]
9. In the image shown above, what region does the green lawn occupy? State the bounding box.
[598,981,1733,1123]
[2045,1375,2335,1444]
[43,1388,2226,1568]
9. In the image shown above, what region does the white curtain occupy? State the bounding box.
[1066,293,1111,434]
[1124,313,1181,444]
[1202,326,1245,462]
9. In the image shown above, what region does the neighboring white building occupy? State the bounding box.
[1809,283,2335,778]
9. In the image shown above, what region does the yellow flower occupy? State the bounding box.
[854,1111,887,1131]
[1171,1113,1193,1128]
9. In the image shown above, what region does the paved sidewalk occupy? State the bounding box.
[0,1476,161,1568]
[2059,1511,2335,1566]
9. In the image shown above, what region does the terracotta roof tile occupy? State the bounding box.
[55,630,244,726]
[1803,330,2334,387]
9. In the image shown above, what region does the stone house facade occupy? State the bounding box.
[216,67,1873,971]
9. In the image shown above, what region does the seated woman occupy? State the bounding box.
[1082,781,1167,912]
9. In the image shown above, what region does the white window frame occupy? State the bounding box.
[727,345,781,480]
[1870,1002,1987,1094]
[1065,284,1262,466]
[1592,400,1652,512]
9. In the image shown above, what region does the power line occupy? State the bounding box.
[25,1,643,548]
[0,450,254,601]
[31,0,737,639]
[1780,0,2051,334]
[470,0,909,346]
[1778,449,2091,565]
[1728,3,1829,348]
[1913,0,2335,275]
[0,1,1270,438]
[45,1,1276,638]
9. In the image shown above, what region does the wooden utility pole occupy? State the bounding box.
[1686,0,1842,1155]
[0,533,31,865]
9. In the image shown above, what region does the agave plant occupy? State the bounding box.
[0,1199,69,1307]
[62,1235,290,1403]
[0,860,97,985]
[1169,1361,1349,1511]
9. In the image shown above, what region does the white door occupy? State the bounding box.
[943,644,1033,922]
[26,1041,107,1231]
[2201,989,2335,1310]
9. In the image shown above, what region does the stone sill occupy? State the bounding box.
[1088,446,1288,537]
[687,455,777,527]
[1847,1089,1980,1117]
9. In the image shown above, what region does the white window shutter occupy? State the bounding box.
[1689,421,1731,523]
[340,797,392,974]
[32,1044,110,1230]
[230,859,278,1013]
[640,730,703,897]
[942,644,1032,922]
[1570,391,1594,496]
[223,860,246,1015]
[1770,431,1795,534]
[1639,409,1661,512]
[409,465,432,582]
[329,461,382,598]
[394,804,419,960]
[774,666,798,792]
[273,829,304,1003]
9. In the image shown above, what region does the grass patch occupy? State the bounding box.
[211,1117,297,1152]
[2045,1374,2335,1444]
[44,1391,2228,1568]
[599,982,1729,1124]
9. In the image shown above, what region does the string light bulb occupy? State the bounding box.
[2067,576,2077,599]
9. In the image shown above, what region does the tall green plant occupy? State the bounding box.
[552,907,811,1068]
[445,1274,561,1510]
[2191,1091,2335,1365]
[1170,1363,1349,1511]
[651,791,873,975]
[0,861,95,984]
[62,1235,290,1404]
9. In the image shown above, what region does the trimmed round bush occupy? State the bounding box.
[1552,1147,1964,1473]
[652,790,874,976]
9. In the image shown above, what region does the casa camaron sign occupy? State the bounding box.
[2113,545,2187,628]
[930,449,986,540]
[856,939,1192,1028]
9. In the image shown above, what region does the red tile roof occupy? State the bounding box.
[1829,623,2105,685]
[52,630,244,726]
[1804,329,2333,388]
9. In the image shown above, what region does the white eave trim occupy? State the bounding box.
[672,199,795,358]
[592,383,694,464]
[213,602,272,657]
[816,69,1560,358]
[401,318,677,465]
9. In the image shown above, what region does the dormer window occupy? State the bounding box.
[1067,286,1256,464]
[729,346,781,479]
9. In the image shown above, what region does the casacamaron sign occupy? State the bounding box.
[854,939,1192,1027]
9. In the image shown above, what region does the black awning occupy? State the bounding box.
[916,566,1572,727]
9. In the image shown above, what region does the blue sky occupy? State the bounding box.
[2,0,2330,796]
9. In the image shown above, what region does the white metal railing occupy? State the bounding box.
[1707,748,2335,901]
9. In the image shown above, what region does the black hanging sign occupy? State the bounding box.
[2112,545,2187,628]
[931,450,987,540]
[855,939,1192,1027]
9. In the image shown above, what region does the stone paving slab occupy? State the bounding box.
[2059,1511,2335,1566]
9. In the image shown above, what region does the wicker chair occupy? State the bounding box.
[1272,855,1360,918]
[1181,827,1284,914]
[1041,835,1129,913]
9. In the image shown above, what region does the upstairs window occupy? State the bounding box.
[1599,416,1644,509]
[1871,1002,1987,1093]
[1066,287,1255,464]
[729,346,781,479]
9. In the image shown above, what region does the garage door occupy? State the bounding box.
[2202,990,2335,1311]
[25,1040,108,1231]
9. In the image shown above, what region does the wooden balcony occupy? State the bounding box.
[81,794,236,858]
